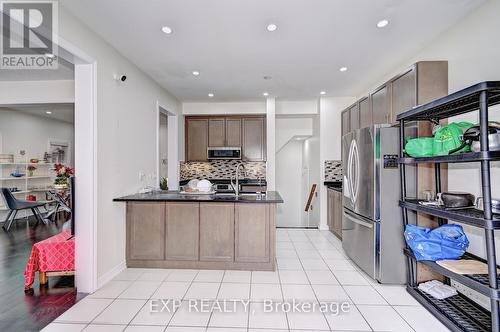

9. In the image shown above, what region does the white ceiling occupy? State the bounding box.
[59,0,484,101]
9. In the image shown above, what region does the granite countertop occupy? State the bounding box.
[114,191,284,203]
[324,181,342,192]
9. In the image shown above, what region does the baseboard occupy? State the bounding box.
[318,224,330,231]
[97,261,126,289]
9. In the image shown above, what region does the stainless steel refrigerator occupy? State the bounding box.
[342,125,414,284]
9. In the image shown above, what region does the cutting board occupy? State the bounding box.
[436,259,500,275]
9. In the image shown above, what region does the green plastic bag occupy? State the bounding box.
[433,122,474,156]
[405,137,434,157]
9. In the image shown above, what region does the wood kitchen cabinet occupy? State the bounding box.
[242,117,266,161]
[371,84,391,125]
[127,202,165,260]
[391,67,417,121]
[235,203,271,263]
[226,118,242,147]
[165,202,199,261]
[349,103,360,131]
[327,189,342,239]
[186,118,209,161]
[185,115,264,161]
[358,97,371,128]
[200,203,234,262]
[341,109,350,136]
[208,118,226,147]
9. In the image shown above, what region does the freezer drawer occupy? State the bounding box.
[342,208,376,279]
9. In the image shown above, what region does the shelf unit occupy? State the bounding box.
[398,81,500,331]
[0,161,54,212]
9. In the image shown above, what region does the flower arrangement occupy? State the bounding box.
[27,165,37,177]
[54,163,74,189]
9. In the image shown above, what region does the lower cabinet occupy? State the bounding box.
[199,203,234,262]
[165,202,200,261]
[235,204,270,263]
[127,202,165,260]
[327,189,343,239]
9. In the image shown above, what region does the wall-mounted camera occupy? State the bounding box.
[113,74,127,82]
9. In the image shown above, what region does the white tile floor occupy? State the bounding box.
[43,229,450,332]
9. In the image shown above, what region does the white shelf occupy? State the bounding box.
[0,175,52,181]
[0,163,52,166]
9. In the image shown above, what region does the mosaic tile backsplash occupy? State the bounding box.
[180,160,266,181]
[325,160,342,181]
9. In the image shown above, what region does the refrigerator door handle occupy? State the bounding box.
[344,209,373,229]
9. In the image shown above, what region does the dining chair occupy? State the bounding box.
[1,188,47,231]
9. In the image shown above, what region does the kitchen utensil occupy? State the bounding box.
[475,197,500,214]
[437,192,475,208]
[187,179,199,189]
[450,122,500,153]
[197,179,213,192]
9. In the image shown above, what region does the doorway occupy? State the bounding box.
[157,103,179,191]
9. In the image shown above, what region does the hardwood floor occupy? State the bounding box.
[0,215,85,332]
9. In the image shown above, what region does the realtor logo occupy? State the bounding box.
[1,0,58,69]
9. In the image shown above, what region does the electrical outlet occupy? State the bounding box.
[451,280,490,311]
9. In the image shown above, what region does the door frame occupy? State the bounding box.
[156,102,179,191]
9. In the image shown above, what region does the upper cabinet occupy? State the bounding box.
[242,117,266,161]
[341,109,350,136]
[358,97,371,128]
[342,61,448,134]
[371,84,390,125]
[349,103,360,132]
[186,118,209,161]
[186,115,266,162]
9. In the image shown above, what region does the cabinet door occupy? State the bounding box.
[333,192,343,239]
[371,84,391,125]
[391,67,417,122]
[242,117,266,161]
[186,118,208,161]
[165,203,200,261]
[341,110,350,136]
[226,118,242,147]
[358,97,371,128]
[127,202,165,260]
[208,118,226,147]
[327,190,334,231]
[349,104,360,131]
[200,203,234,262]
[235,204,270,263]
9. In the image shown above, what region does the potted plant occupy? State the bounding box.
[54,163,74,189]
[27,165,37,177]
[160,177,168,191]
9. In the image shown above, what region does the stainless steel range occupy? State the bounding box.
[342,124,415,284]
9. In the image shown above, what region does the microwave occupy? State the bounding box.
[207,147,241,159]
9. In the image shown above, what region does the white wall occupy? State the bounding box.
[318,97,356,229]
[0,80,74,105]
[306,114,321,226]
[56,6,182,285]
[275,117,313,152]
[276,140,304,227]
[354,0,500,259]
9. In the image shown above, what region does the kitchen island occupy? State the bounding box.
[114,191,283,271]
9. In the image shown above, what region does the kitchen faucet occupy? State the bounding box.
[231,163,247,196]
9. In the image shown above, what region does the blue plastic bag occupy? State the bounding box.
[404,224,469,261]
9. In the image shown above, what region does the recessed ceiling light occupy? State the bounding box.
[263,92,269,97]
[46,111,52,114]
[266,24,278,32]
[208,93,214,97]
[339,67,348,72]
[192,71,200,76]
[377,19,389,28]
[45,53,55,58]
[161,26,173,34]
[320,91,326,95]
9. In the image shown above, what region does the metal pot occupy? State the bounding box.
[471,132,500,152]
[476,197,500,214]
[437,192,475,208]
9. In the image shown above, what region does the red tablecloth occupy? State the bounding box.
[24,231,75,289]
